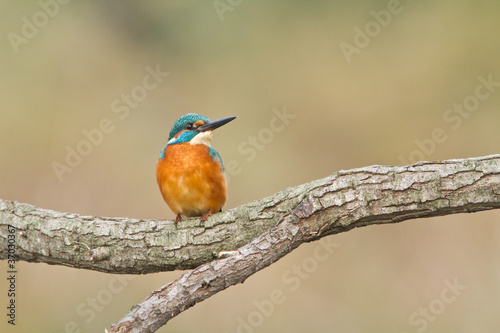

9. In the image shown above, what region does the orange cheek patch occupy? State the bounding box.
[194,120,205,127]
[174,130,185,139]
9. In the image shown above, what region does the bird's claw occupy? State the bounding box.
[174,214,183,226]
[200,209,213,222]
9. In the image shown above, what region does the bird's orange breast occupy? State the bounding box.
[156,143,227,218]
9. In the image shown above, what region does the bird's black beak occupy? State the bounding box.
[198,116,237,132]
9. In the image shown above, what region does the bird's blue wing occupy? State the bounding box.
[208,147,224,171]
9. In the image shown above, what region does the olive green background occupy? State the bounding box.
[1,1,500,332]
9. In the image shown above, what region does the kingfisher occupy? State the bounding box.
[156,113,237,224]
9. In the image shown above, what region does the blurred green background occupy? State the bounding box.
[1,1,500,332]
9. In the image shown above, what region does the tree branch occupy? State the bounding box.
[2,155,500,332]
[0,197,278,273]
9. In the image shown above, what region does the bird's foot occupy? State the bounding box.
[174,214,183,226]
[200,209,213,222]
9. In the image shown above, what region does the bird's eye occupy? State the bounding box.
[185,123,194,130]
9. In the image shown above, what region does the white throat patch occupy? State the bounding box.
[189,131,212,146]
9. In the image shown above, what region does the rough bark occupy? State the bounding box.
[1,155,500,332]
[0,198,278,273]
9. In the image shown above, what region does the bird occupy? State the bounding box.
[156,113,237,224]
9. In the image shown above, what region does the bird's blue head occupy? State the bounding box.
[168,113,210,142]
[159,113,237,160]
[166,113,236,145]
